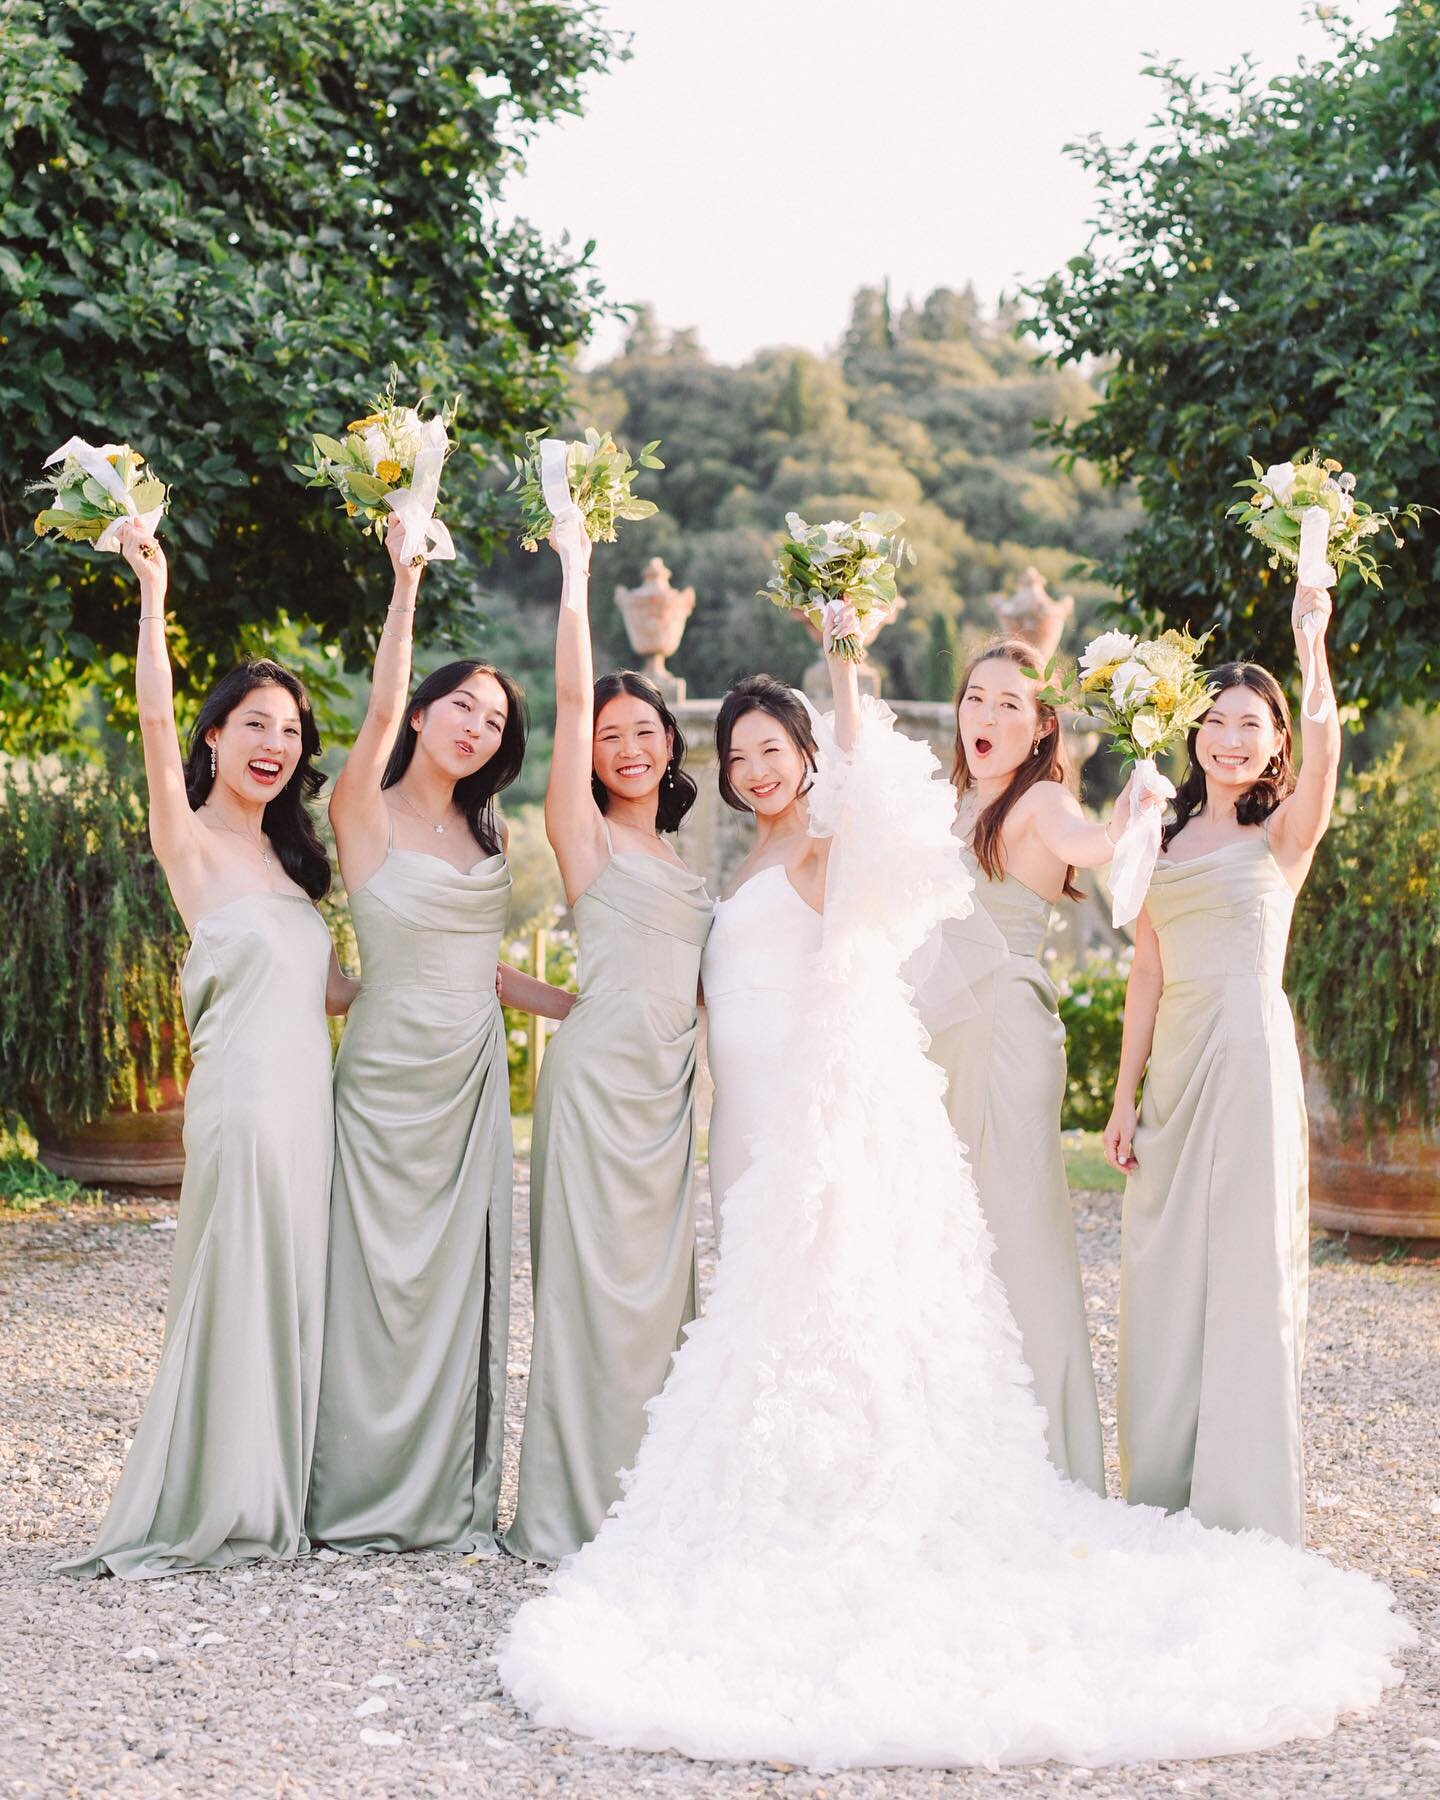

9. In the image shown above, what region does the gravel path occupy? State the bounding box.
[2,1172,1436,1800]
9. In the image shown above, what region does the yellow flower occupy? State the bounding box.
[376,460,402,484]
[1081,662,1120,693]
[33,515,48,537]
[347,413,382,432]
[1150,677,1179,713]
[345,502,358,517]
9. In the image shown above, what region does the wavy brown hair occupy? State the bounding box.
[1163,662,1295,850]
[951,639,1081,901]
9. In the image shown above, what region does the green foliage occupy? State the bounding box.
[1055,951,1130,1131]
[0,0,620,747]
[503,922,577,1114]
[1026,2,1440,708]
[509,426,663,553]
[0,756,188,1130]
[0,1116,102,1211]
[1289,752,1440,1135]
[484,293,1137,705]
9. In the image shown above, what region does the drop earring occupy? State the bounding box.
[209,746,217,779]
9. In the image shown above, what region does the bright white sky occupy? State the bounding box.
[508,0,1396,364]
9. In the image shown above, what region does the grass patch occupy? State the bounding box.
[1063,1130,1123,1195]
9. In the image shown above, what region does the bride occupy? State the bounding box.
[499,615,1412,1770]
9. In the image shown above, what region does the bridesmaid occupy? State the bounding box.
[58,519,355,1579]
[1105,584,1340,1545]
[922,639,1139,1495]
[307,519,565,1555]
[505,530,713,1565]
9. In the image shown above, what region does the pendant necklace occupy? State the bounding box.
[396,789,450,836]
[204,809,274,872]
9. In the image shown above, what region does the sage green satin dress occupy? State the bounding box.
[56,893,335,1579]
[307,848,513,1554]
[924,854,1105,1494]
[1119,832,1309,1544]
[505,834,712,1564]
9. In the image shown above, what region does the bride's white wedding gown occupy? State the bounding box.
[499,700,1411,1770]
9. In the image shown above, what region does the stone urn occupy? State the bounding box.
[614,558,695,702]
[988,567,1074,665]
[800,597,907,702]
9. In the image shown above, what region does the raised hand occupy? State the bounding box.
[119,516,167,592]
[1292,583,1332,637]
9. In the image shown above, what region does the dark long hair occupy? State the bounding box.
[1163,662,1296,850]
[591,671,697,834]
[715,674,818,814]
[183,659,331,899]
[951,639,1081,901]
[381,659,527,857]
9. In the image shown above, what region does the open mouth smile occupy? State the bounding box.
[248,759,282,786]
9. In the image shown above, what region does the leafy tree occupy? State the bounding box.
[1026,1,1440,708]
[0,0,619,747]
[484,287,1137,704]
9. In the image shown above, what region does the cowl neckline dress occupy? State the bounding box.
[307,847,513,1554]
[505,840,712,1565]
[924,850,1104,1493]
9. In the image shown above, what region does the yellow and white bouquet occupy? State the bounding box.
[760,510,913,661]
[1061,626,1216,761]
[32,437,168,556]
[1227,452,1419,589]
[1042,627,1216,927]
[298,371,458,565]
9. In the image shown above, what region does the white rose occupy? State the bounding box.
[1079,629,1138,675]
[1263,461,1296,506]
[360,425,390,473]
[1131,709,1162,750]
[1111,659,1158,708]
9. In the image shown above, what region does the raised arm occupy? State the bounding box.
[329,516,422,887]
[122,519,198,877]
[543,532,607,904]
[826,645,862,755]
[1022,777,1135,871]
[1269,584,1341,864]
[1103,908,1164,1174]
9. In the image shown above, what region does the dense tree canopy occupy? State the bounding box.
[487,290,1137,706]
[0,0,618,746]
[1027,0,1440,709]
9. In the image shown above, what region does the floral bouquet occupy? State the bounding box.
[298,371,459,565]
[32,438,168,557]
[1042,627,1216,928]
[1228,451,1424,723]
[1228,452,1419,588]
[759,511,914,661]
[509,428,663,573]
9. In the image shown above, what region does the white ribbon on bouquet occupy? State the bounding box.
[539,438,589,603]
[44,436,164,552]
[1108,757,1176,929]
[1295,506,1335,725]
[384,416,456,566]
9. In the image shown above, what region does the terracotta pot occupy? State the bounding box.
[1303,1049,1440,1255]
[33,1025,189,1198]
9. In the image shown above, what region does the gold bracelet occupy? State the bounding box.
[139,611,165,624]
